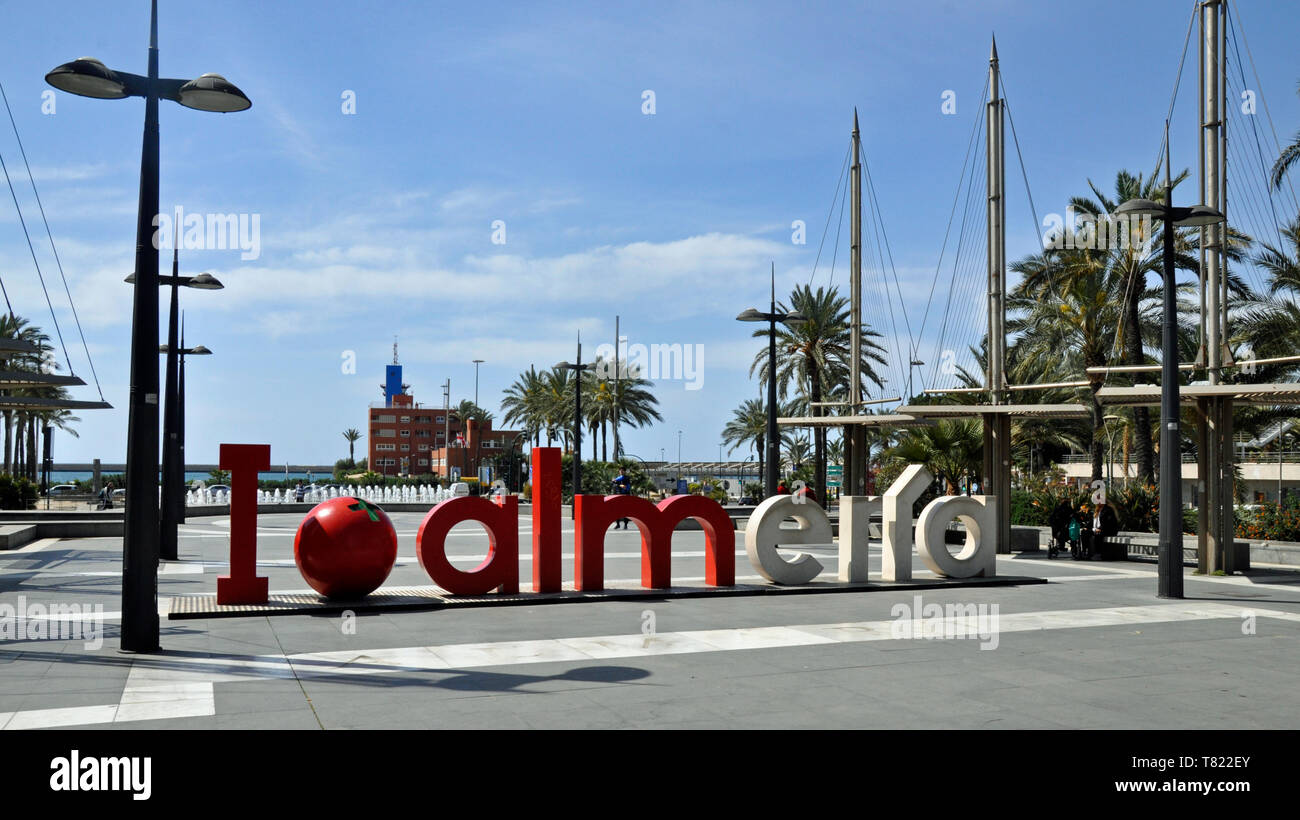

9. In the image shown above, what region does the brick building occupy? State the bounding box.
[367,391,522,480]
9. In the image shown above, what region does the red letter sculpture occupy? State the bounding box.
[417,495,520,595]
[217,443,270,605]
[574,493,735,590]
[531,447,562,593]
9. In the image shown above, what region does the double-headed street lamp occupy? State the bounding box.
[1116,171,1224,601]
[555,339,597,495]
[737,265,806,498]
[159,336,212,529]
[128,258,222,561]
[46,0,251,653]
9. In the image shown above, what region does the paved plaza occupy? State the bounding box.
[1,512,1299,730]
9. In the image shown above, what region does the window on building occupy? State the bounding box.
[416,430,430,437]
[400,416,411,423]
[378,415,396,423]
[376,443,396,451]
[401,444,410,451]
[436,415,445,424]
[418,444,429,451]
[378,429,396,438]
[418,458,429,466]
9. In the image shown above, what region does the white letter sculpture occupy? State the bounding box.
[838,496,881,582]
[745,494,830,585]
[882,464,932,581]
[915,495,997,578]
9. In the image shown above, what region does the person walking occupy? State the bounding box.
[294,481,306,503]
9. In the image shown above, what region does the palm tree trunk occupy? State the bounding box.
[1090,390,1104,483]
[14,414,23,477]
[601,420,607,462]
[28,415,37,481]
[3,409,10,475]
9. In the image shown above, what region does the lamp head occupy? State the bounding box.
[187,273,224,290]
[45,58,127,99]
[178,73,251,112]
[1114,198,1166,218]
[736,308,765,322]
[189,345,213,355]
[1174,204,1227,227]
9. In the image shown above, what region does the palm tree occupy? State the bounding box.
[0,316,50,475]
[881,418,983,495]
[501,366,548,446]
[1271,81,1300,191]
[342,428,361,463]
[540,367,574,449]
[454,399,492,425]
[750,284,889,500]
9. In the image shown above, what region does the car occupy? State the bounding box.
[111,488,126,500]
[45,484,79,497]
[206,484,231,496]
[449,482,470,497]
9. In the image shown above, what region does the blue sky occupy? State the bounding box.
[0,0,1297,466]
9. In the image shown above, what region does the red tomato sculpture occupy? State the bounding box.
[294,497,398,599]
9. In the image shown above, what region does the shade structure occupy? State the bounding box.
[894,403,1092,418]
[0,338,42,354]
[1097,383,1300,406]
[0,396,111,410]
[0,371,87,388]
[777,413,936,428]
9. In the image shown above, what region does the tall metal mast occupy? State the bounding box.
[1198,0,1233,573]
[846,110,867,496]
[983,36,1012,554]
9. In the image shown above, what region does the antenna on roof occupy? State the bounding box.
[393,335,399,365]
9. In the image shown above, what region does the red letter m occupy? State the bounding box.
[573,494,735,591]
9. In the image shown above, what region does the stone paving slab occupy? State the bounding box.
[166,574,1047,619]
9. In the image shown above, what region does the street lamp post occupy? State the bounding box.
[159,336,211,526]
[472,359,484,483]
[1116,157,1225,600]
[737,264,806,498]
[46,0,250,652]
[130,261,222,560]
[554,339,596,495]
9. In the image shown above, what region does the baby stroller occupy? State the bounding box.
[1067,515,1085,560]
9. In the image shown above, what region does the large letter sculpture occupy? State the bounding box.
[217,443,271,605]
[915,495,997,578]
[417,496,520,595]
[745,494,830,585]
[838,495,881,583]
[531,447,562,593]
[575,494,735,590]
[882,464,932,582]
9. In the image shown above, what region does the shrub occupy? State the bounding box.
[0,474,38,510]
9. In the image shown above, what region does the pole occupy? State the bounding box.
[473,359,483,482]
[765,265,779,498]
[121,0,162,652]
[613,315,620,462]
[846,111,866,497]
[159,245,180,560]
[177,341,187,523]
[573,341,583,494]
[1159,135,1184,600]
